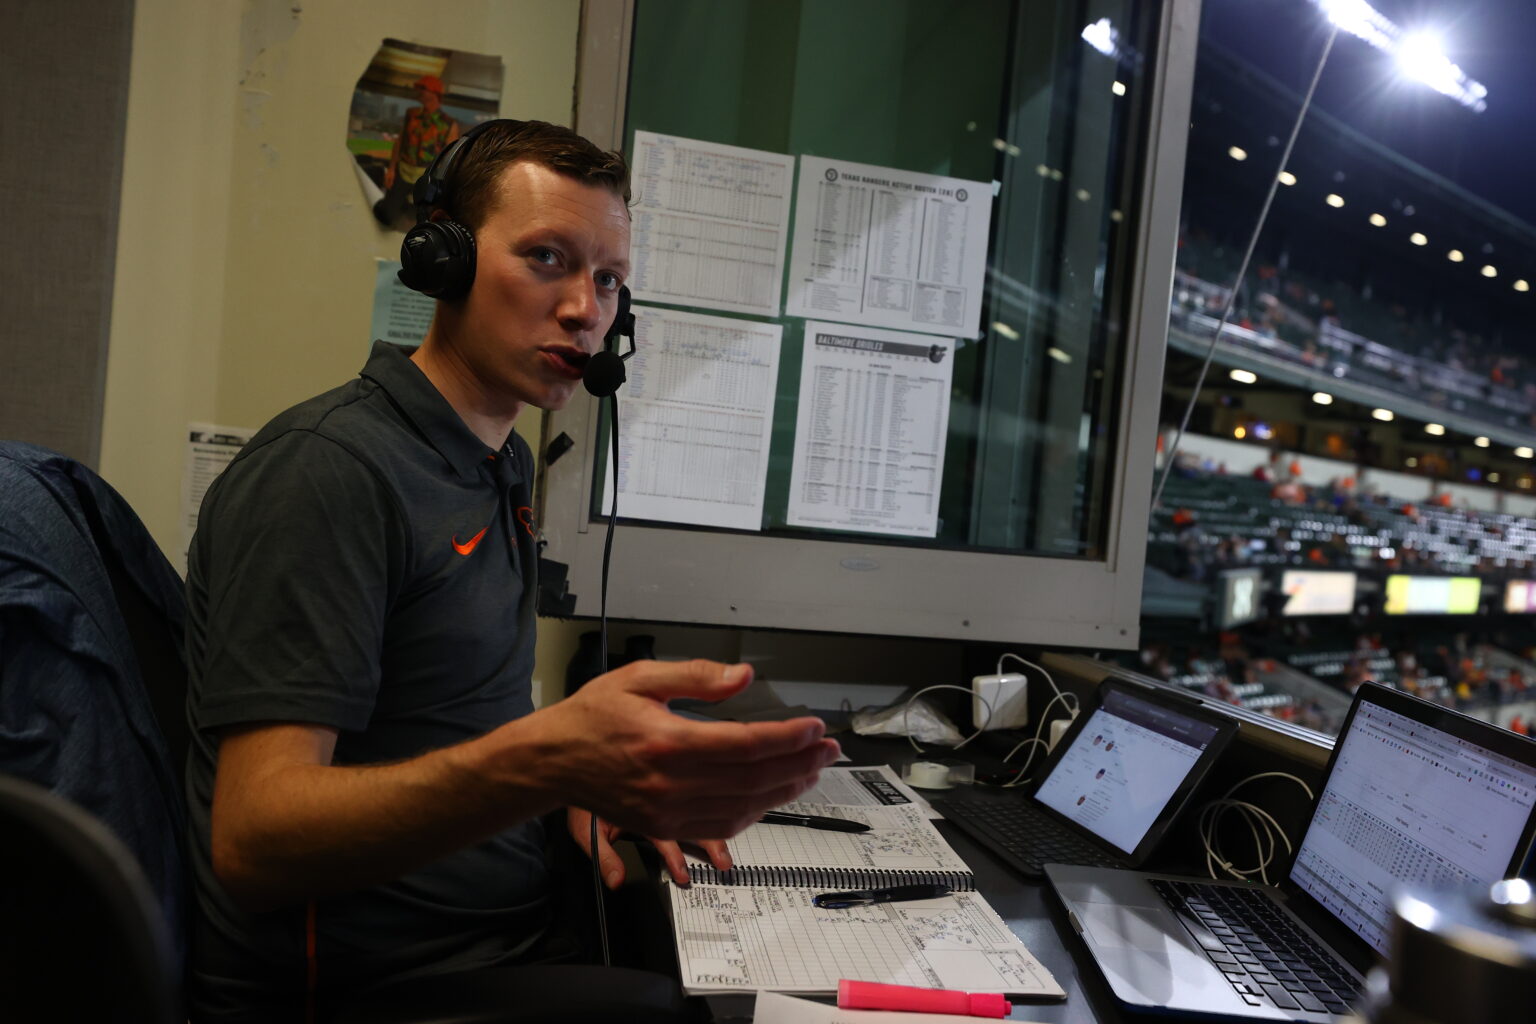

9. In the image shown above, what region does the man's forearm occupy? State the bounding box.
[212,716,559,912]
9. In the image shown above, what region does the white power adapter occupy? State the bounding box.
[971,672,1030,730]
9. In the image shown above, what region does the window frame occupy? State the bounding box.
[535,0,1201,648]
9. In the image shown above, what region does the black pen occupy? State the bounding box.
[758,811,871,833]
[812,884,953,909]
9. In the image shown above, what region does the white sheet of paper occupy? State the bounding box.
[599,305,781,530]
[687,802,968,875]
[628,131,795,317]
[787,322,953,538]
[181,423,254,572]
[754,990,1050,1024]
[786,156,992,338]
[668,884,1064,996]
[797,765,938,818]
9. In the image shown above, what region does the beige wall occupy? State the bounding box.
[101,0,586,704]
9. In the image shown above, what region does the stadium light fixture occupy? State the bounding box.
[1278,170,1297,186]
[1229,146,1249,161]
[1081,17,1119,57]
[1482,265,1498,278]
[1517,447,1535,459]
[1047,347,1073,364]
[1475,436,1491,447]
[1112,80,1126,96]
[1516,279,1531,292]
[1447,249,1464,262]
[1326,193,1346,208]
[1372,408,1395,421]
[1425,423,1445,435]
[1312,392,1334,405]
[1410,232,1428,246]
[1229,368,1258,384]
[1369,212,1387,226]
[990,321,1020,340]
[1312,0,1488,112]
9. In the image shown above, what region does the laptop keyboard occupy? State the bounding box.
[1152,879,1360,1017]
[931,790,1126,878]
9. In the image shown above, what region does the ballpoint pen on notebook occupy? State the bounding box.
[812,883,953,909]
[758,810,871,833]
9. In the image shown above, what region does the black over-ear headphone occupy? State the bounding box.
[396,118,636,396]
[396,119,498,301]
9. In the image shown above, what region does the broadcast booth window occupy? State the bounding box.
[538,0,1198,648]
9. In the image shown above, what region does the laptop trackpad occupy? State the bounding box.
[1079,901,1177,950]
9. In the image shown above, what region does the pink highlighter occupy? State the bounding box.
[838,979,1012,1018]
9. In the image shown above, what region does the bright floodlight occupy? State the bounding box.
[1312,392,1334,405]
[1372,408,1395,421]
[1517,280,1531,293]
[1112,80,1126,96]
[1410,232,1428,246]
[1518,447,1535,459]
[1369,213,1387,226]
[1081,18,1118,57]
[1326,193,1346,208]
[1278,170,1297,186]
[1482,265,1498,278]
[1475,436,1491,448]
[1311,1,1487,112]
[1229,146,1248,161]
[1425,423,1445,436]
[1230,368,1258,384]
[1448,249,1464,262]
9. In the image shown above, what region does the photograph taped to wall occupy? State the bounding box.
[347,38,503,232]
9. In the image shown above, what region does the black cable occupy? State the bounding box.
[589,393,621,968]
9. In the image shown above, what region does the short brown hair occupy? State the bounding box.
[444,119,630,232]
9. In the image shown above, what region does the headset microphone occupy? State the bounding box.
[583,285,635,398]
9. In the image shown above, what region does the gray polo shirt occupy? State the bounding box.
[185,342,547,1016]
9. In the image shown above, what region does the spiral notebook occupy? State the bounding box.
[667,800,1064,998]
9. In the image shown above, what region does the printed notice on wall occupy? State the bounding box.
[599,305,782,530]
[786,156,992,339]
[182,423,254,572]
[370,258,436,349]
[628,132,795,317]
[787,322,953,538]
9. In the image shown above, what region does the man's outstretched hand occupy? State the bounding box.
[517,660,839,842]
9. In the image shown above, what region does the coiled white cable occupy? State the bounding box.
[1198,771,1315,885]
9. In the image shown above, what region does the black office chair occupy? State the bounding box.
[0,772,180,1024]
[0,442,692,1023]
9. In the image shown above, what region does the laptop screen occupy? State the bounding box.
[1033,686,1225,854]
[1290,691,1536,955]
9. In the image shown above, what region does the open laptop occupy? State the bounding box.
[931,678,1239,878]
[1049,682,1536,1021]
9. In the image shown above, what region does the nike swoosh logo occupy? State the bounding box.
[452,526,489,556]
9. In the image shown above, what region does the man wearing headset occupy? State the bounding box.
[184,119,841,1020]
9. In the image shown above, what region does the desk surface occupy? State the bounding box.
[698,749,1133,1023]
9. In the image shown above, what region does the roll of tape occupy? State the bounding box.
[906,761,951,789]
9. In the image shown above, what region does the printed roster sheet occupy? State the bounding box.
[787,155,992,338]
[788,322,954,538]
[601,306,781,530]
[628,131,794,317]
[669,884,1060,997]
